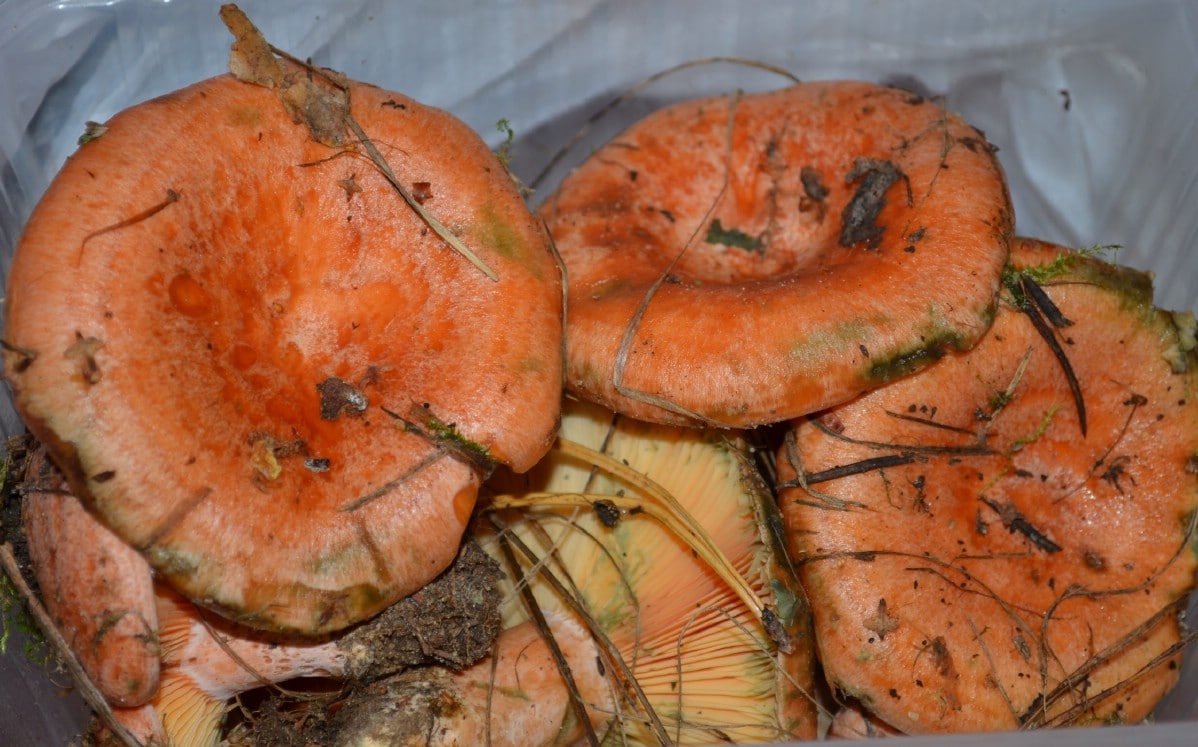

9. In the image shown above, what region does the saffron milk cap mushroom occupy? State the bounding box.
[480,397,819,744]
[540,80,1012,427]
[21,444,159,708]
[777,238,1198,732]
[2,37,563,632]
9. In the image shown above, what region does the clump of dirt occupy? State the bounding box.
[226,667,475,747]
[1,436,36,568]
[222,539,504,745]
[336,539,504,681]
[2,436,55,632]
[323,669,471,746]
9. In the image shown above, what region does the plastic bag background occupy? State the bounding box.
[1,0,1195,744]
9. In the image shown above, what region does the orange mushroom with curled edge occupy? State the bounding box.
[21,443,159,709]
[1,8,563,635]
[539,80,1012,428]
[468,397,819,745]
[777,238,1198,734]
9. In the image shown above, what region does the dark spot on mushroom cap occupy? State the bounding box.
[839,158,903,249]
[800,166,828,202]
[317,377,369,420]
[411,181,433,204]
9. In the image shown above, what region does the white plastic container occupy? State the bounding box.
[1,1,1194,744]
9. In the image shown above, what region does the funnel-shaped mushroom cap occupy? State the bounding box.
[4,73,563,634]
[778,239,1198,733]
[541,80,1011,427]
[481,398,818,744]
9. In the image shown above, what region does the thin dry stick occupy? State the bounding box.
[0,544,143,747]
[76,189,179,265]
[491,436,777,647]
[966,615,1021,722]
[340,446,446,512]
[220,5,498,281]
[544,227,570,389]
[777,426,866,510]
[341,114,499,281]
[492,528,601,747]
[609,92,742,425]
[883,409,978,437]
[809,418,995,457]
[489,516,676,746]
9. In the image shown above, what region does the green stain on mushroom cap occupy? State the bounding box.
[1005,245,1153,312]
[144,546,203,579]
[474,202,545,280]
[866,322,970,386]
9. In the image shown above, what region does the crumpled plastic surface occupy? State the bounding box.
[1,0,1195,743]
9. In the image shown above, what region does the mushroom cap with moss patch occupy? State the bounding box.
[778,238,1198,733]
[541,80,1012,428]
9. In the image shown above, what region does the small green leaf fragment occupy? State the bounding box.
[77,121,108,146]
[495,118,516,167]
[705,219,763,253]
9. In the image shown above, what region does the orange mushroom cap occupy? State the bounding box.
[21,444,160,708]
[4,73,563,634]
[778,238,1198,732]
[541,80,1012,427]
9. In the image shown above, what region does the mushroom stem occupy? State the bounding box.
[0,542,145,747]
[156,587,349,702]
[115,585,353,746]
